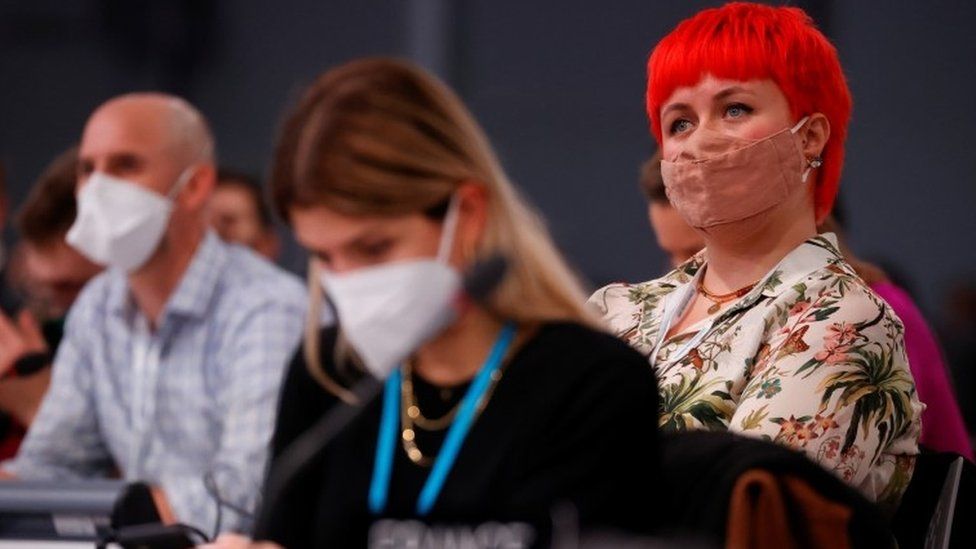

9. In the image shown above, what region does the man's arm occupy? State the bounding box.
[156,290,304,534]
[1,304,113,479]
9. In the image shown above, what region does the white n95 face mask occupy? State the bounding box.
[319,197,463,381]
[66,169,193,273]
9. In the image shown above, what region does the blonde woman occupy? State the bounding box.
[252,58,661,547]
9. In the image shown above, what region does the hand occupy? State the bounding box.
[0,367,51,426]
[197,534,281,549]
[0,309,47,376]
[150,486,177,524]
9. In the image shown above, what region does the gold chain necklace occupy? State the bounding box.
[696,268,759,314]
[401,360,459,431]
[399,358,507,467]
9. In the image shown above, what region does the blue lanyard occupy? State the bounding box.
[368,322,517,516]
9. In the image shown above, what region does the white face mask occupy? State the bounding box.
[66,169,193,273]
[319,197,463,380]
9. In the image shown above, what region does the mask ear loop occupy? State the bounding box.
[168,144,213,199]
[790,116,811,135]
[435,194,462,264]
[790,116,817,183]
[167,165,198,200]
[304,260,359,405]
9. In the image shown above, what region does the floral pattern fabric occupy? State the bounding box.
[589,234,922,505]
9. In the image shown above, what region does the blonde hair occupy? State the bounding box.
[272,58,597,395]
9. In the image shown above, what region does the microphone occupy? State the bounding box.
[253,254,510,538]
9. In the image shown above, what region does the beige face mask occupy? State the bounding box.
[660,117,811,229]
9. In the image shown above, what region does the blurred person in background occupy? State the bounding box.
[940,281,976,447]
[0,160,48,460]
[0,147,103,459]
[0,93,306,536]
[246,57,662,547]
[208,169,280,261]
[0,163,21,325]
[590,3,921,508]
[639,151,704,270]
[13,146,102,332]
[819,214,973,459]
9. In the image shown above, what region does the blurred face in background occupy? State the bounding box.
[22,237,102,316]
[208,181,279,260]
[648,201,704,269]
[72,95,217,275]
[289,205,449,275]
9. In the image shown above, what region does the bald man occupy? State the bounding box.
[1,94,306,535]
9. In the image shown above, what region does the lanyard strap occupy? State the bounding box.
[649,278,712,369]
[651,265,769,368]
[369,322,517,516]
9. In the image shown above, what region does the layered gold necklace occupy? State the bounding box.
[399,359,506,467]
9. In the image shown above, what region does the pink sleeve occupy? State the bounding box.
[872,282,974,460]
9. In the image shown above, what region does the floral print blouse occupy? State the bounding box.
[588,234,923,505]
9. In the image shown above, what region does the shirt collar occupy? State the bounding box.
[109,231,229,322]
[662,233,844,323]
[757,232,844,296]
[164,231,228,319]
[656,253,705,289]
[721,232,845,316]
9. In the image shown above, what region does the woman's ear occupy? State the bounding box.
[801,113,831,160]
[452,181,490,266]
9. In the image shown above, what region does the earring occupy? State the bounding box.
[809,156,823,169]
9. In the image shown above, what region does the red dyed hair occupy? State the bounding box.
[646,2,852,220]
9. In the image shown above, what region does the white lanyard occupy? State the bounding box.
[648,275,715,369]
[128,315,162,479]
[649,268,765,369]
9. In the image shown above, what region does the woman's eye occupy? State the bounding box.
[725,103,753,119]
[669,119,693,135]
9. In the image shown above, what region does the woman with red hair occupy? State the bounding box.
[590,3,922,507]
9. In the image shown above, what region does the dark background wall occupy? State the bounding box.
[1,0,973,323]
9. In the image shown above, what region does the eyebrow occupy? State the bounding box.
[305,226,386,258]
[661,102,689,119]
[78,150,143,165]
[107,151,144,162]
[347,231,391,249]
[714,86,753,101]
